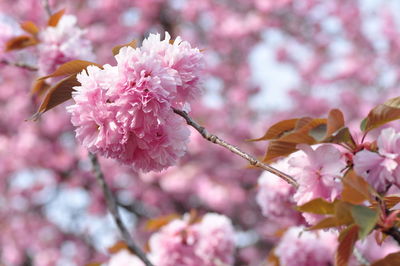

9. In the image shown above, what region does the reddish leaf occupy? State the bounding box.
[324,109,345,138]
[250,119,298,141]
[20,21,39,35]
[112,40,137,56]
[48,9,66,27]
[279,131,316,144]
[362,97,400,133]
[5,35,38,51]
[31,74,79,120]
[294,117,313,130]
[263,140,299,162]
[297,198,335,215]
[342,170,374,204]
[108,241,129,254]
[38,60,102,80]
[336,225,359,266]
[266,249,280,266]
[372,252,400,266]
[145,214,180,231]
[384,196,400,209]
[31,79,49,96]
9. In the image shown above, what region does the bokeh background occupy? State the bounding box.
[1,0,400,265]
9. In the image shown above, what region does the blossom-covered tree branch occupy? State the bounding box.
[172,108,299,188]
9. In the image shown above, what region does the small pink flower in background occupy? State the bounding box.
[256,158,304,226]
[274,226,337,266]
[354,127,400,192]
[38,14,95,75]
[148,213,235,266]
[106,250,145,266]
[289,145,346,224]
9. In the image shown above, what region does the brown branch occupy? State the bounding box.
[89,153,154,266]
[0,60,38,71]
[42,0,52,16]
[173,108,299,188]
[385,227,400,246]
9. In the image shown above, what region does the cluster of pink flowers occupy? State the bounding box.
[147,213,235,266]
[257,144,346,225]
[274,226,337,266]
[354,127,400,192]
[256,157,304,226]
[104,213,235,266]
[38,14,95,75]
[68,33,204,172]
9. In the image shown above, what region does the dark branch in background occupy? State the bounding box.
[385,227,400,246]
[0,60,38,71]
[42,0,52,16]
[89,153,154,266]
[117,201,159,219]
[173,108,299,188]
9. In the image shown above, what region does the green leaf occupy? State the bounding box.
[360,118,368,131]
[297,198,335,215]
[350,205,378,239]
[336,225,359,266]
[322,127,356,150]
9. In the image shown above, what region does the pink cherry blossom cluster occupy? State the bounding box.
[274,226,337,266]
[103,213,235,266]
[354,127,400,193]
[38,14,95,75]
[68,33,204,172]
[257,144,346,225]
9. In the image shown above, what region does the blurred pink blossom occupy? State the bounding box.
[38,14,95,75]
[148,213,235,266]
[274,226,337,266]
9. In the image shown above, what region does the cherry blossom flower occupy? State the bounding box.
[106,250,145,266]
[354,127,400,192]
[290,145,346,205]
[256,157,304,226]
[148,213,235,266]
[68,63,190,172]
[274,226,337,266]
[38,14,95,76]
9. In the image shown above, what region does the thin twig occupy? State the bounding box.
[173,108,299,188]
[0,60,38,71]
[117,201,158,219]
[89,153,154,266]
[42,0,52,16]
